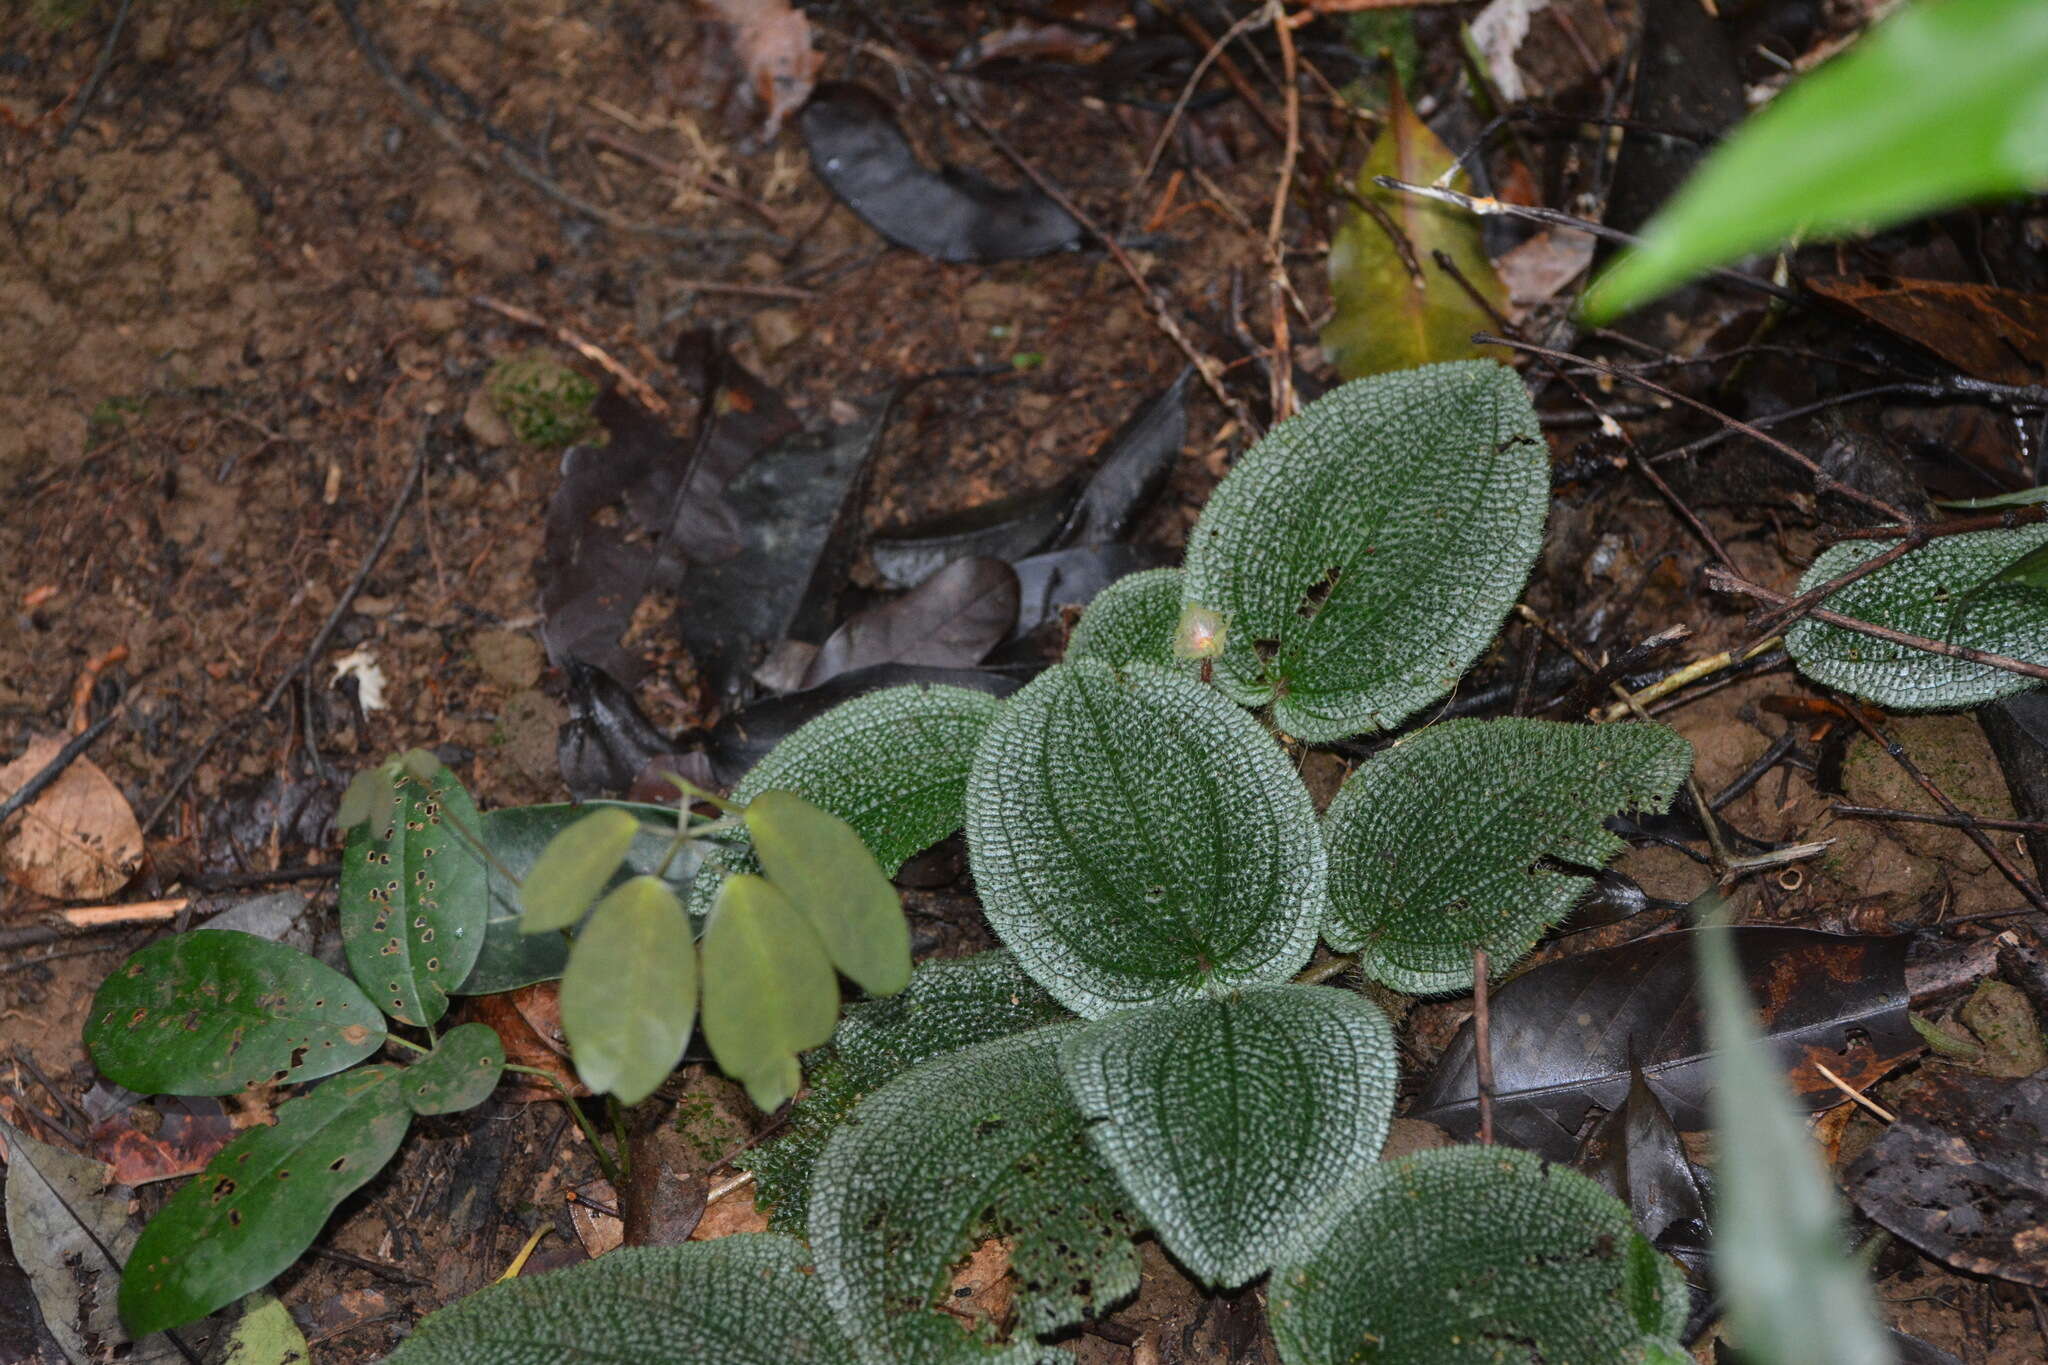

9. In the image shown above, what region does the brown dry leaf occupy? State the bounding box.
[694,0,821,139]
[473,985,589,1100]
[946,1237,1015,1332]
[689,1184,771,1240]
[0,737,142,901]
[568,1178,626,1259]
[1806,275,2048,389]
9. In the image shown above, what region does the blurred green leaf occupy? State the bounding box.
[85,930,385,1096]
[1935,485,2048,510]
[519,805,642,934]
[701,875,839,1112]
[1324,75,1507,379]
[1585,0,2048,321]
[120,1067,412,1337]
[398,1021,505,1116]
[1698,910,1893,1365]
[336,765,390,832]
[746,790,909,997]
[560,876,697,1104]
[220,1292,309,1365]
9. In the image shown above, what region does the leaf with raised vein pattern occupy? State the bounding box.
[1324,718,1692,994]
[689,684,1003,916]
[386,1235,855,1365]
[1268,1145,1688,1365]
[1064,568,1191,673]
[1180,362,1547,742]
[1785,526,2048,710]
[339,759,487,1026]
[964,659,1326,1017]
[1059,984,1396,1287]
[809,1026,1142,1364]
[741,950,1070,1232]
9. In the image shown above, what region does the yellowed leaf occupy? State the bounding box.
[0,737,142,901]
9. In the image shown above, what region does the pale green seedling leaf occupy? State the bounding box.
[120,1066,412,1337]
[386,1235,854,1365]
[965,659,1326,1017]
[746,790,909,996]
[560,876,697,1105]
[221,1292,309,1365]
[462,801,696,996]
[701,875,839,1111]
[1585,0,2048,320]
[742,951,1070,1233]
[1064,567,1193,673]
[1699,911,1894,1365]
[85,930,386,1095]
[1180,362,1547,741]
[519,806,641,934]
[339,758,486,1026]
[690,684,1003,916]
[1324,718,1693,994]
[399,1021,506,1116]
[1060,984,1396,1287]
[1784,525,2048,709]
[336,765,390,832]
[1268,1145,1689,1364]
[810,1026,1142,1364]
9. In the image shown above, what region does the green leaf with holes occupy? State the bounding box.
[746,790,910,996]
[561,876,699,1105]
[810,1026,1143,1364]
[520,805,643,934]
[398,1022,505,1116]
[964,659,1325,1018]
[339,759,487,1026]
[1060,984,1396,1287]
[1064,568,1193,673]
[688,684,1003,916]
[1323,718,1691,995]
[742,950,1071,1233]
[1179,362,1547,742]
[701,875,840,1112]
[1784,525,2048,710]
[385,1235,855,1365]
[84,930,386,1096]
[1268,1145,1689,1365]
[119,1066,413,1337]
[460,801,697,996]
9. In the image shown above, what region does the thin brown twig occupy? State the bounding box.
[1832,805,2048,834]
[1265,2,1301,423]
[471,296,670,415]
[1472,946,1495,1146]
[1130,4,1274,204]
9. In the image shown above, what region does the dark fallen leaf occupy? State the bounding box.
[89,1097,237,1187]
[1009,543,1175,640]
[1982,690,2048,885]
[557,663,678,799]
[1550,867,1684,936]
[868,371,1193,590]
[1845,1068,2048,1286]
[1415,928,1917,1159]
[622,1123,710,1247]
[696,664,1028,787]
[801,558,1020,689]
[672,394,897,701]
[1806,275,2048,389]
[1573,1067,1711,1296]
[800,82,1083,263]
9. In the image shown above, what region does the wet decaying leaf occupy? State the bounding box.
[799,81,1083,263]
[90,1096,238,1187]
[1804,275,2048,388]
[557,663,681,799]
[1572,1066,1712,1302]
[1008,543,1174,641]
[1846,1068,2048,1286]
[799,557,1019,688]
[1416,928,1917,1158]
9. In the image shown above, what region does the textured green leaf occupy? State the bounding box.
[1700,915,1892,1365]
[85,930,386,1096]
[965,659,1326,1017]
[1324,718,1692,994]
[1268,1145,1689,1365]
[690,684,1004,916]
[398,1022,505,1116]
[386,1235,853,1365]
[1323,75,1509,379]
[121,1067,412,1337]
[747,790,910,996]
[701,875,840,1111]
[810,1026,1143,1363]
[1180,362,1547,741]
[519,806,642,934]
[741,951,1070,1233]
[1060,984,1396,1287]
[1064,568,1191,672]
[560,876,698,1105]
[461,801,696,996]
[1784,525,2048,709]
[340,760,487,1026]
[1586,0,2048,320]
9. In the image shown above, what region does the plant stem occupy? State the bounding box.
[385,1033,431,1056]
[505,1064,626,1188]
